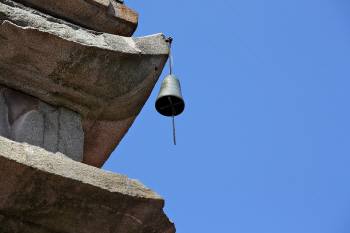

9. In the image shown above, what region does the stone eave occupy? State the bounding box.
[10,0,138,36]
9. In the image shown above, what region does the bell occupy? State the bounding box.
[155,74,185,117]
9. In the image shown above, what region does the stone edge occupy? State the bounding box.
[0,0,167,55]
[0,135,163,201]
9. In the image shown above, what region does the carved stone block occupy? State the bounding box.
[0,85,84,162]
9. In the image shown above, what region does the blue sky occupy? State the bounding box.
[102,1,350,232]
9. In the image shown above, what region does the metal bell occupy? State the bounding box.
[155,74,185,116]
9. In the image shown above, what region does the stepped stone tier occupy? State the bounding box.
[11,0,138,36]
[0,136,175,233]
[0,0,169,167]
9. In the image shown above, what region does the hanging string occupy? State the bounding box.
[172,113,176,145]
[165,37,176,145]
[169,43,172,74]
[167,96,176,145]
[166,37,173,75]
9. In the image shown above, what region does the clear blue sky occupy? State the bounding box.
[102,1,350,232]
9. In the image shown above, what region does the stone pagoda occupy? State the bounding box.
[0,0,175,232]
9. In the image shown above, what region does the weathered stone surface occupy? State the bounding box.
[82,116,136,168]
[0,0,168,121]
[0,136,176,232]
[0,85,84,162]
[11,0,138,36]
[0,0,169,167]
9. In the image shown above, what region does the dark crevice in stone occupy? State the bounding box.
[3,88,40,126]
[0,211,59,233]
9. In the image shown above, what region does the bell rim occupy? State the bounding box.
[155,96,185,117]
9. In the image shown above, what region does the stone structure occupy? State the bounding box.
[8,0,138,36]
[0,0,175,231]
[0,136,175,232]
[0,0,169,167]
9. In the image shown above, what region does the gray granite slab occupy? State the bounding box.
[0,136,175,232]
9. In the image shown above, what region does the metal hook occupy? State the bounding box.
[165,37,173,43]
